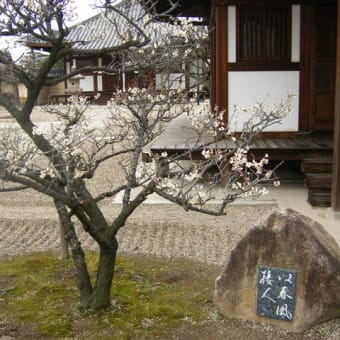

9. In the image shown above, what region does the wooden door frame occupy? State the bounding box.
[299,4,314,131]
[299,2,337,132]
[332,0,340,213]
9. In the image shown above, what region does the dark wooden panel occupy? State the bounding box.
[301,159,333,173]
[305,174,332,188]
[312,4,336,131]
[308,191,331,207]
[228,63,299,71]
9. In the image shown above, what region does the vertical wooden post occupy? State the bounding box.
[210,1,229,185]
[211,1,228,115]
[331,0,340,214]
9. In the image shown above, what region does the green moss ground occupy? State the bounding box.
[0,252,219,339]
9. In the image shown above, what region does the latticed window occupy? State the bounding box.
[77,58,95,68]
[238,6,290,62]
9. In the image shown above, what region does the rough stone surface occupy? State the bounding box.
[214,208,340,333]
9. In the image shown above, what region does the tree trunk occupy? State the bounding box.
[72,245,94,310]
[59,221,69,260]
[90,240,118,310]
[54,198,118,310]
[54,199,93,309]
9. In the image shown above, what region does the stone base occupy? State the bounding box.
[327,208,340,220]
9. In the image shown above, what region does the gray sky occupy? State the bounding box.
[74,0,100,22]
[0,0,109,58]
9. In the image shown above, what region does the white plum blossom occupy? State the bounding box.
[201,149,211,159]
[32,126,42,136]
[152,95,293,207]
[274,180,281,187]
[184,169,200,182]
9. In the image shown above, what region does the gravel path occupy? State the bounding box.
[0,193,276,266]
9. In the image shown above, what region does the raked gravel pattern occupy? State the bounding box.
[0,201,276,266]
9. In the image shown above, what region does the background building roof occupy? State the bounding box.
[27,1,207,54]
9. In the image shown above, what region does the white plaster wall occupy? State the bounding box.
[291,5,301,62]
[228,6,236,63]
[66,61,71,74]
[228,71,299,131]
[18,83,27,104]
[189,60,204,91]
[156,73,185,90]
[80,76,94,91]
[97,74,103,91]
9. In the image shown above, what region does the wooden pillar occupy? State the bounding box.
[332,0,340,213]
[93,57,99,93]
[211,1,228,116]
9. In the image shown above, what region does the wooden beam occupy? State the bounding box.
[331,0,340,212]
[150,0,211,23]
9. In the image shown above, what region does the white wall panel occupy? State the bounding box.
[291,5,301,62]
[80,76,94,91]
[228,6,236,63]
[228,71,299,131]
[156,73,185,90]
[97,75,103,91]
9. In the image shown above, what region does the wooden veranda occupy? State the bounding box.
[145,113,333,207]
[147,114,333,160]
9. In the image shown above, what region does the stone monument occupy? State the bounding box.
[214,208,340,332]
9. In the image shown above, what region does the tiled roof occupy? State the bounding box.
[66,3,170,52]
[67,13,123,52]
[25,2,153,52]
[68,2,208,52]
[47,69,64,78]
[26,1,207,54]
